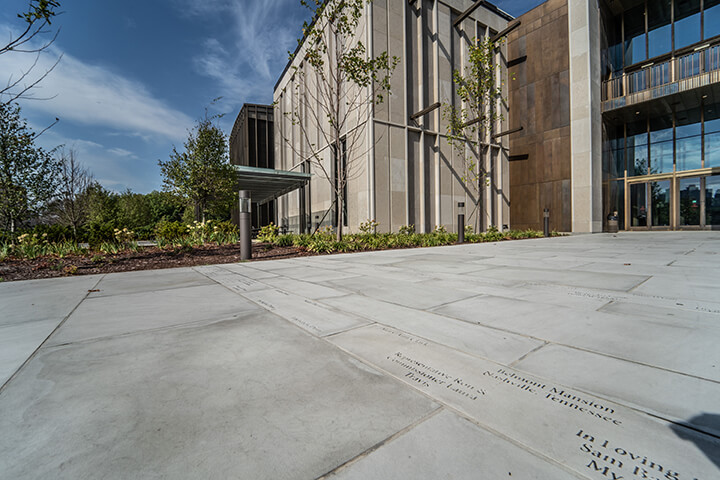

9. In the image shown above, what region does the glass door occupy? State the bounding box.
[705,175,720,227]
[630,183,648,227]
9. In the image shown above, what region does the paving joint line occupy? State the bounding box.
[0,273,105,395]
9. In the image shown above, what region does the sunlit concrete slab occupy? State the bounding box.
[47,284,260,346]
[0,313,437,479]
[257,276,348,300]
[241,288,370,336]
[325,410,579,480]
[433,295,720,381]
[513,344,720,438]
[1,232,719,479]
[0,319,59,387]
[329,324,720,480]
[325,276,478,309]
[319,294,543,364]
[193,265,267,293]
[88,267,213,297]
[0,275,101,327]
[476,266,650,291]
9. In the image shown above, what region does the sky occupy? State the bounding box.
[1,0,544,193]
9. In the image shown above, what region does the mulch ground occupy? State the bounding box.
[0,243,318,282]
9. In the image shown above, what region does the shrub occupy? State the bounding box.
[211,221,239,244]
[155,221,189,242]
[359,219,379,234]
[257,222,279,243]
[273,234,294,247]
[398,224,415,235]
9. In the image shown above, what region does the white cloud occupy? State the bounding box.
[180,0,306,110]
[0,26,194,142]
[107,147,138,159]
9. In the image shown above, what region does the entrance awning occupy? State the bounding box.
[234,165,311,205]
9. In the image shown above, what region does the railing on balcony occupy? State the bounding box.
[602,44,720,111]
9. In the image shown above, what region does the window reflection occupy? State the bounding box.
[630,183,647,226]
[624,4,646,65]
[704,0,720,40]
[651,181,671,226]
[675,107,702,171]
[648,0,672,58]
[679,177,701,225]
[650,116,673,174]
[705,103,720,168]
[627,119,648,176]
[675,0,702,50]
[707,175,720,226]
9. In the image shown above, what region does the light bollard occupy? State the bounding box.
[239,190,252,260]
[458,202,465,244]
[543,208,550,237]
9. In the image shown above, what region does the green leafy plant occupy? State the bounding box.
[359,219,379,234]
[398,224,415,235]
[257,222,279,243]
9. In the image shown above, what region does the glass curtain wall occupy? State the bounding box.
[605,0,720,75]
[603,101,720,229]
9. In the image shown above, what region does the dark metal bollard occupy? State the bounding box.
[543,208,550,237]
[239,190,252,260]
[458,202,465,244]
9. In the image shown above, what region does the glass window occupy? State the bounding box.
[651,180,671,226]
[706,175,720,225]
[679,52,702,79]
[704,0,720,39]
[705,102,720,168]
[675,0,701,50]
[628,69,648,93]
[650,62,670,87]
[679,177,702,225]
[630,183,648,226]
[627,119,648,176]
[650,115,673,174]
[648,0,672,58]
[705,45,720,72]
[624,4,646,65]
[603,125,625,178]
[676,107,703,171]
[607,14,624,73]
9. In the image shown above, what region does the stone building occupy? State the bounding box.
[273,0,512,234]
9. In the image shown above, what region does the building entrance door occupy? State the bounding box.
[628,179,671,229]
[678,174,720,229]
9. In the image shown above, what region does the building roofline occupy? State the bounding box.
[273,0,513,93]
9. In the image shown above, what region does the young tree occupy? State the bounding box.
[158,112,235,222]
[444,36,504,232]
[53,146,93,239]
[0,102,58,233]
[1,1,63,105]
[284,0,398,240]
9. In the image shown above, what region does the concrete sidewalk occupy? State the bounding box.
[1,232,719,479]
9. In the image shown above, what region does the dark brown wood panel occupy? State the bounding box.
[508,0,571,232]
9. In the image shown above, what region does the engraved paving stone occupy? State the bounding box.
[329,324,720,480]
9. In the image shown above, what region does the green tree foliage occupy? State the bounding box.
[444,36,504,231]
[287,0,398,240]
[2,1,62,105]
[0,102,58,233]
[158,113,235,223]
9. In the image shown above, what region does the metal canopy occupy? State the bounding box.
[234,165,311,205]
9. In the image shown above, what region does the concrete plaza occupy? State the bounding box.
[1,232,719,479]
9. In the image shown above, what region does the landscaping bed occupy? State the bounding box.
[0,226,553,282]
[0,243,313,282]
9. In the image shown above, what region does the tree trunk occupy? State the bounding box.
[336,193,343,242]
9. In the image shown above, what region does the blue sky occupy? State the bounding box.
[1,0,543,193]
